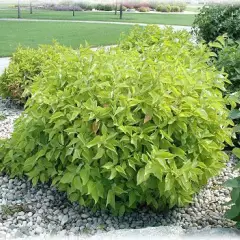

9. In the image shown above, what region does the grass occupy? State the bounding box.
[0,21,133,57]
[185,5,203,12]
[0,9,195,26]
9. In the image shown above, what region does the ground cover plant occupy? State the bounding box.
[0,26,233,216]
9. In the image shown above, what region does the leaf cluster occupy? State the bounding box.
[0,26,233,215]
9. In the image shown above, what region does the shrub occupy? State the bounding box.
[138,7,150,12]
[171,6,180,12]
[104,4,113,11]
[192,5,240,43]
[156,5,167,12]
[156,4,171,12]
[96,4,113,11]
[0,43,73,103]
[0,26,233,215]
[178,2,186,12]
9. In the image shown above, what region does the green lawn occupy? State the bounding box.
[0,21,133,57]
[0,9,195,26]
[185,5,202,12]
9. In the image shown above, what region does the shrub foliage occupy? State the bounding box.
[0,26,233,215]
[192,5,240,43]
[215,41,240,93]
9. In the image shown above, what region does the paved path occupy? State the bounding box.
[0,57,10,75]
[0,18,192,31]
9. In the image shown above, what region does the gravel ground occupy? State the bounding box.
[0,98,239,239]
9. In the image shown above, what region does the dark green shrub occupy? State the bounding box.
[192,5,240,43]
[0,43,73,103]
[104,4,113,11]
[0,26,233,215]
[96,4,113,11]
[215,41,240,93]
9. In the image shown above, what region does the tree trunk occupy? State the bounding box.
[18,0,21,19]
[115,0,117,15]
[30,1,33,14]
[120,3,123,19]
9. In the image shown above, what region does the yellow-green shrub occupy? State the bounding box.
[0,26,233,215]
[0,43,73,103]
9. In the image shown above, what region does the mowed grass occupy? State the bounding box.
[0,21,133,57]
[0,9,195,26]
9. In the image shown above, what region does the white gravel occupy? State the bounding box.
[0,98,239,239]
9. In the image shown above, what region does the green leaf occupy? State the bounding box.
[72,149,81,162]
[229,109,240,120]
[87,180,99,204]
[72,176,82,190]
[119,205,125,216]
[233,148,240,159]
[109,168,117,180]
[129,191,136,207]
[209,41,223,49]
[106,190,115,209]
[225,205,240,220]
[60,172,75,184]
[165,173,175,192]
[224,178,240,188]
[93,148,105,159]
[80,167,90,185]
[137,168,149,185]
[86,136,102,148]
[102,162,114,170]
[115,165,126,176]
[113,186,126,195]
[69,192,79,202]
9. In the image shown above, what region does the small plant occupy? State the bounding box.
[0,113,6,121]
[0,204,31,216]
[97,224,106,230]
